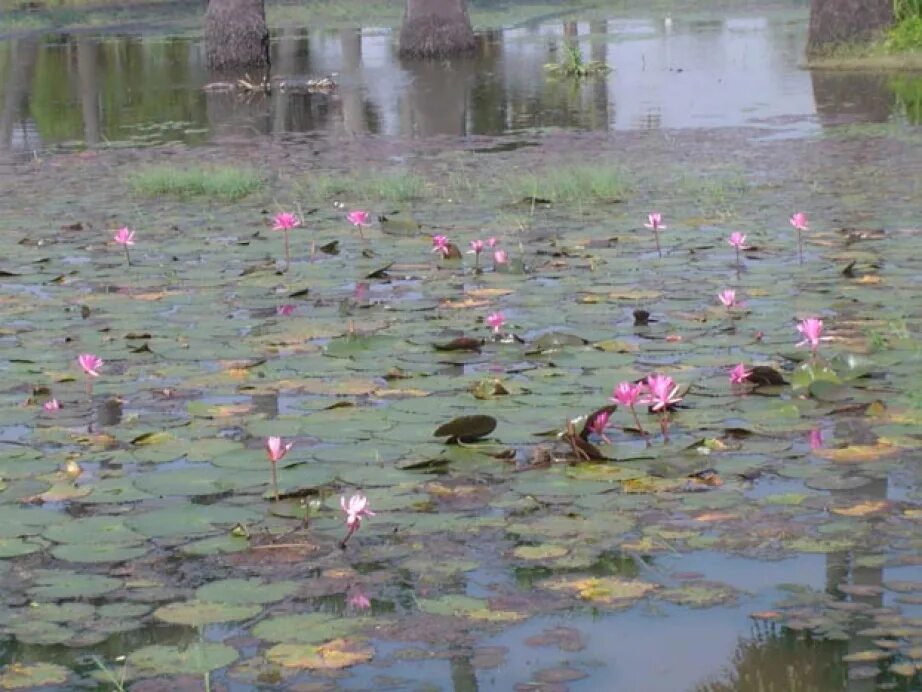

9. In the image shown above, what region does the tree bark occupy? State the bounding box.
[807,0,892,55]
[204,0,269,72]
[399,0,475,59]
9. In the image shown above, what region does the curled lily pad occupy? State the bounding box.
[433,415,497,443]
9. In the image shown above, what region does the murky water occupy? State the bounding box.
[2,5,922,155]
[1,3,922,691]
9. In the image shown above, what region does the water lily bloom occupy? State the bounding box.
[265,436,292,502]
[43,399,61,411]
[348,588,371,610]
[77,353,103,377]
[276,304,296,316]
[611,381,647,435]
[644,213,665,231]
[611,381,644,407]
[265,436,293,464]
[587,410,613,444]
[272,212,300,231]
[729,363,752,385]
[346,210,371,227]
[796,317,824,354]
[486,311,505,334]
[113,227,135,246]
[272,212,299,270]
[340,493,374,548]
[644,213,666,258]
[486,237,498,248]
[789,212,808,232]
[727,232,746,250]
[468,239,485,254]
[718,289,739,309]
[493,249,508,267]
[809,427,824,450]
[642,374,683,412]
[431,235,451,257]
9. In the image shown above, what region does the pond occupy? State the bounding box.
[1,1,922,690]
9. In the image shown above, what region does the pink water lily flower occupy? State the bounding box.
[728,232,746,250]
[644,213,665,231]
[789,212,808,232]
[265,436,293,463]
[493,249,508,267]
[340,493,374,548]
[611,381,647,436]
[809,427,824,450]
[113,227,135,246]
[718,289,739,309]
[644,213,666,258]
[796,317,824,354]
[346,210,371,227]
[611,381,644,407]
[486,237,498,248]
[265,436,292,502]
[77,353,103,377]
[276,304,296,316]
[43,399,61,411]
[729,363,752,385]
[272,212,300,231]
[431,235,451,257]
[348,587,371,610]
[642,374,683,413]
[486,311,505,334]
[468,239,485,254]
[587,410,613,444]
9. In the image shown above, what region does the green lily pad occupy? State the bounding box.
[252,613,360,644]
[129,642,239,675]
[194,578,299,605]
[154,600,262,626]
[0,662,70,689]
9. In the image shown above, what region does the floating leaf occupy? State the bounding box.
[154,600,261,626]
[266,639,373,669]
[433,415,497,443]
[194,578,299,605]
[129,642,238,675]
[0,663,69,689]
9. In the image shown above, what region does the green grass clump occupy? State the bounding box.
[886,16,922,51]
[545,44,611,78]
[299,170,427,203]
[129,165,264,201]
[512,164,629,204]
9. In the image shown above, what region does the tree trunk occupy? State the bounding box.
[204,0,269,72]
[399,0,475,59]
[807,0,892,55]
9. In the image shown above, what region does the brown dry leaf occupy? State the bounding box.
[204,404,254,418]
[440,297,490,309]
[374,388,430,399]
[466,288,514,299]
[750,610,782,620]
[815,441,900,463]
[832,500,891,517]
[607,289,662,300]
[131,290,182,302]
[695,511,738,523]
[543,576,657,605]
[856,275,882,284]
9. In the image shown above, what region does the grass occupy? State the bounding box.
[298,170,427,203]
[128,165,265,201]
[545,44,611,78]
[509,164,630,205]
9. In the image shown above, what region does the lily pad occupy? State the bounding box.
[153,600,262,626]
[129,642,239,675]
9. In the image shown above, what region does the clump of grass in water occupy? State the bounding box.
[511,164,629,204]
[545,43,610,78]
[129,165,264,201]
[299,170,426,202]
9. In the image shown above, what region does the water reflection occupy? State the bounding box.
[0,11,921,154]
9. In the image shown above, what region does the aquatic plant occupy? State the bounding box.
[493,248,508,269]
[718,289,740,311]
[272,212,300,272]
[790,211,808,263]
[796,317,825,355]
[129,165,264,201]
[468,239,485,268]
[112,226,135,266]
[346,210,372,239]
[611,381,647,435]
[729,363,753,386]
[76,353,102,399]
[486,311,505,335]
[545,43,611,78]
[340,494,374,548]
[641,374,682,442]
[728,231,746,270]
[43,399,61,411]
[432,235,451,258]
[265,436,293,502]
[644,212,666,257]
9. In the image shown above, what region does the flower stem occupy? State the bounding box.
[654,229,662,258]
[270,461,279,502]
[660,411,670,443]
[629,405,646,435]
[124,245,131,267]
[797,229,803,265]
[340,524,356,549]
[283,230,290,272]
[85,376,92,401]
